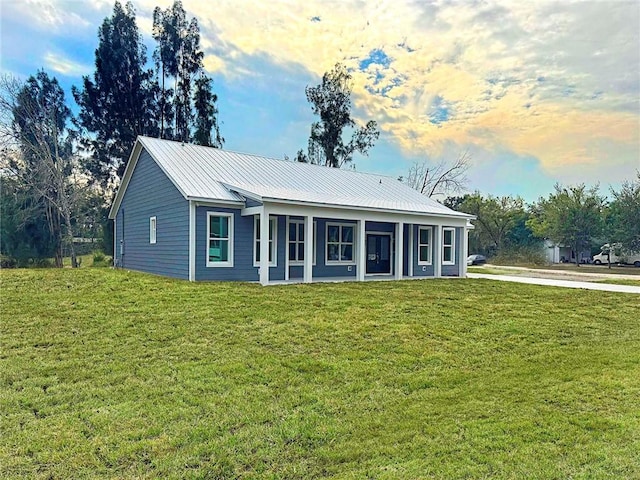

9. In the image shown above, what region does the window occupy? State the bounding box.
[326,223,355,263]
[254,216,277,266]
[149,216,157,244]
[288,219,316,265]
[418,226,431,265]
[207,212,233,267]
[443,228,455,265]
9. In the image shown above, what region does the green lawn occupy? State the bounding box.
[1,269,639,479]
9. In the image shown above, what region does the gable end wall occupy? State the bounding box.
[114,149,189,279]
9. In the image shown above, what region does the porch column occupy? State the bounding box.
[303,215,313,283]
[357,219,366,281]
[459,226,468,278]
[434,224,442,278]
[189,201,196,281]
[259,207,270,286]
[408,224,414,277]
[395,221,404,280]
[284,216,289,281]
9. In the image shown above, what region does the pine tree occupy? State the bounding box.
[193,75,223,147]
[73,1,158,188]
[299,63,379,167]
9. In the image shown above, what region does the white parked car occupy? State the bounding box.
[467,254,487,266]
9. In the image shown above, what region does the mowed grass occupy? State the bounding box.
[1,270,639,479]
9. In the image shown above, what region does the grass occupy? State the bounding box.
[1,269,639,479]
[596,278,640,286]
[527,264,640,276]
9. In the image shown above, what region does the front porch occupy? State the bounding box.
[245,201,470,286]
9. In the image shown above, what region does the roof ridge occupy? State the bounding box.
[137,135,401,182]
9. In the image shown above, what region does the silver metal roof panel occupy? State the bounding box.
[137,136,469,218]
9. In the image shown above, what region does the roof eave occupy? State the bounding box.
[108,139,144,219]
[261,196,475,220]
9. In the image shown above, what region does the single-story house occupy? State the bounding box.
[543,240,591,264]
[108,136,474,285]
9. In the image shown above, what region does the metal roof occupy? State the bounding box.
[121,136,470,218]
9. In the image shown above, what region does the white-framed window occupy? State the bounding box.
[443,227,455,265]
[149,216,157,244]
[254,216,277,266]
[288,219,317,265]
[207,212,233,267]
[418,226,432,265]
[326,223,355,264]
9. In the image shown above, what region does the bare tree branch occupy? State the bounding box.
[0,74,81,267]
[405,150,471,198]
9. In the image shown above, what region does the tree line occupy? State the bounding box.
[446,177,640,265]
[1,1,222,267]
[1,1,637,268]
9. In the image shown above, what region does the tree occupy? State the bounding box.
[193,75,224,147]
[73,0,157,188]
[298,63,379,167]
[0,172,58,265]
[450,192,528,256]
[528,184,604,266]
[404,150,470,197]
[607,172,640,250]
[152,0,207,143]
[1,73,81,267]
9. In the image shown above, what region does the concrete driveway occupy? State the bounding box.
[467,271,640,294]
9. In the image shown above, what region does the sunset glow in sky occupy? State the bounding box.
[2,0,639,201]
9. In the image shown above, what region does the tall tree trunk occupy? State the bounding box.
[61,197,78,268]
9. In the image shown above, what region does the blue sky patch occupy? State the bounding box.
[359,48,391,70]
[429,96,452,124]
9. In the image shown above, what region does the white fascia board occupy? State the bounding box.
[261,197,474,221]
[108,140,143,219]
[261,201,471,227]
[109,136,195,219]
[220,183,263,203]
[190,198,245,208]
[241,206,263,217]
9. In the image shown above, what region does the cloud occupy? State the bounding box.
[4,0,638,188]
[43,52,91,77]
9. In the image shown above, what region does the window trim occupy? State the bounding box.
[149,216,157,245]
[206,212,234,268]
[325,222,356,265]
[288,219,317,266]
[253,216,277,267]
[442,227,456,265]
[417,226,432,265]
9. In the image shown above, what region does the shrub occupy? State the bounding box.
[491,245,547,266]
[91,251,112,267]
[0,255,17,269]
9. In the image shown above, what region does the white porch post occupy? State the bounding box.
[395,221,404,280]
[284,216,290,281]
[259,207,270,286]
[357,219,366,281]
[303,214,313,283]
[408,224,414,277]
[434,224,442,278]
[189,201,196,281]
[459,226,469,277]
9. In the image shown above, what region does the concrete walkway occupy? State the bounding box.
[467,272,640,294]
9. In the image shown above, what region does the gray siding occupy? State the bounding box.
[114,149,189,279]
[442,226,462,276]
[411,224,436,277]
[195,208,286,282]
[313,218,358,279]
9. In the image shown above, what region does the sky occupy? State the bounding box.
[1,0,639,202]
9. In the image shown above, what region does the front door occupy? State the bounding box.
[366,234,391,274]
